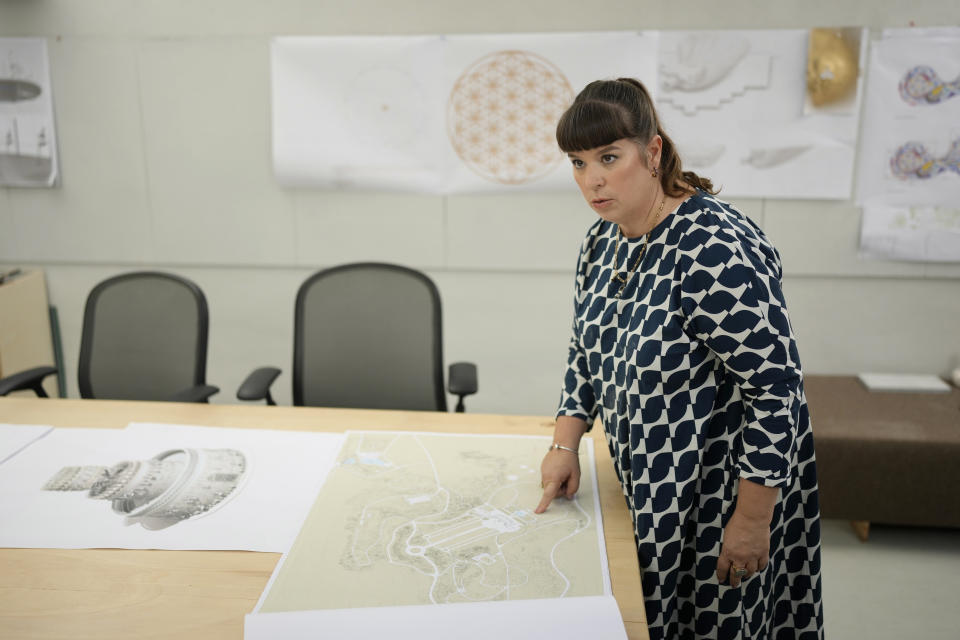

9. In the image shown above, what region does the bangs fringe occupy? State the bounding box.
[556,100,634,153]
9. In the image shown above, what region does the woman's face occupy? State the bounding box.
[567,136,662,235]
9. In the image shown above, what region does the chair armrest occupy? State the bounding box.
[237,367,282,406]
[448,361,478,413]
[0,366,58,397]
[168,384,220,403]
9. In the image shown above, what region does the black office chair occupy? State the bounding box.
[237,262,477,412]
[0,272,219,402]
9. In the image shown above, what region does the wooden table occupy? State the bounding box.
[0,398,647,640]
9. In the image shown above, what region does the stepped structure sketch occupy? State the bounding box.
[258,432,606,612]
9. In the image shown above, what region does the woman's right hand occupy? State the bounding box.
[535,448,581,513]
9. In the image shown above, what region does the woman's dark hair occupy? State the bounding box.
[556,78,717,196]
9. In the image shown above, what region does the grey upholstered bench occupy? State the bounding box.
[804,375,960,541]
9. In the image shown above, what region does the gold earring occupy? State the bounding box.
[651,166,658,178]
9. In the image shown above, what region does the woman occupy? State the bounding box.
[535,78,824,639]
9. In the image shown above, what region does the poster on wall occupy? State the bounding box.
[271,32,657,194]
[0,38,59,188]
[654,28,866,200]
[272,36,448,192]
[441,32,657,193]
[859,204,960,262]
[856,27,960,261]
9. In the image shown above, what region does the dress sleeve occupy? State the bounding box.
[556,239,599,428]
[679,227,802,488]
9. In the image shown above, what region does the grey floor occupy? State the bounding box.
[820,519,960,638]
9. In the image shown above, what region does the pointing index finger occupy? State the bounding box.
[535,481,561,514]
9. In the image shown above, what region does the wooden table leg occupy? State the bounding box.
[850,520,870,542]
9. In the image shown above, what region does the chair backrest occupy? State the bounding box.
[78,272,211,400]
[294,263,446,411]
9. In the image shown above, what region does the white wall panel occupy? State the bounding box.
[786,277,960,378]
[764,199,927,277]
[5,39,154,264]
[2,0,952,38]
[137,40,296,265]
[924,262,960,278]
[446,191,591,271]
[0,189,15,259]
[434,270,574,416]
[292,192,445,269]
[0,2,139,38]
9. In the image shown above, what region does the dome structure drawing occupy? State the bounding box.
[43,448,247,530]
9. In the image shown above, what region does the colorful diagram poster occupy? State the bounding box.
[857,28,960,261]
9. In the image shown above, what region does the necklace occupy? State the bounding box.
[610,195,666,299]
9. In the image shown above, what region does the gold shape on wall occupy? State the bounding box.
[806,28,859,108]
[447,50,573,185]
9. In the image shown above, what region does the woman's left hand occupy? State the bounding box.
[715,508,771,588]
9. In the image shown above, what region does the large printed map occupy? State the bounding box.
[258,432,606,612]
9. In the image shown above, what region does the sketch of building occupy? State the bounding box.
[658,32,773,116]
[742,145,811,169]
[0,38,57,187]
[43,448,247,530]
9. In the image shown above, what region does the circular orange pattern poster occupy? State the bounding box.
[447,50,573,185]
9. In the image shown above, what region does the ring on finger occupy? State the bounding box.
[732,566,748,578]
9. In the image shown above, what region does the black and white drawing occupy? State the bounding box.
[43,448,247,530]
[0,38,58,187]
[0,424,344,551]
[656,29,866,199]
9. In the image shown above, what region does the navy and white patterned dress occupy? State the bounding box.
[557,191,824,639]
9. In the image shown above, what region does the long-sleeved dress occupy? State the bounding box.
[557,191,824,639]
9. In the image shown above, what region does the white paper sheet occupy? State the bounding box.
[271,32,657,193]
[0,423,52,464]
[857,373,952,393]
[856,28,960,261]
[245,595,627,640]
[0,424,344,551]
[0,38,59,187]
[859,204,960,261]
[856,27,960,208]
[272,35,449,192]
[656,29,865,200]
